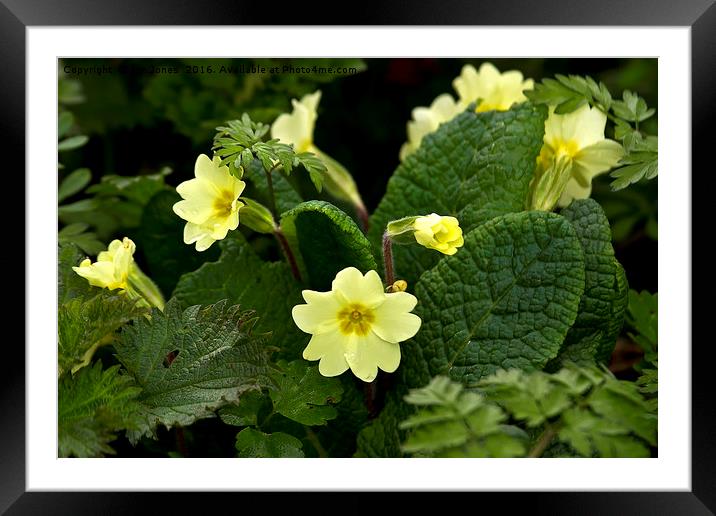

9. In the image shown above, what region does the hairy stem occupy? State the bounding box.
[528,424,558,458]
[356,203,370,233]
[274,228,302,282]
[363,378,379,419]
[305,427,328,458]
[382,232,395,286]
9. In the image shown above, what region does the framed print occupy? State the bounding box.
[2,0,713,512]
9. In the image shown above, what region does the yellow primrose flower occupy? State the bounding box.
[412,213,464,255]
[271,91,366,216]
[399,93,461,161]
[172,154,246,252]
[292,267,422,382]
[452,62,533,112]
[72,237,135,290]
[539,104,624,207]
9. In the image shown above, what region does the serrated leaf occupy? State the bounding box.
[269,360,343,426]
[548,200,622,368]
[407,211,585,386]
[86,168,171,205]
[218,390,269,427]
[234,428,304,458]
[280,200,377,290]
[368,103,547,284]
[137,190,220,296]
[59,291,147,375]
[172,233,305,359]
[58,168,91,203]
[116,299,271,439]
[58,362,142,457]
[355,389,412,458]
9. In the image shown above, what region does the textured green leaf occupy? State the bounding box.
[603,261,629,361]
[627,289,658,364]
[234,428,304,458]
[218,390,270,427]
[116,300,271,439]
[408,210,585,386]
[58,168,91,203]
[368,103,547,284]
[315,375,369,457]
[59,292,147,375]
[281,200,377,290]
[172,233,305,359]
[269,360,343,426]
[548,199,622,368]
[58,362,142,457]
[137,190,220,296]
[243,159,303,215]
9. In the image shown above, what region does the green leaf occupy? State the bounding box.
[355,389,412,458]
[58,168,91,203]
[269,360,343,426]
[626,289,658,360]
[116,299,271,439]
[548,199,624,368]
[137,190,220,296]
[58,135,89,152]
[172,232,305,359]
[399,376,526,457]
[218,390,270,427]
[609,151,658,191]
[59,291,147,375]
[408,211,585,386]
[58,362,142,457]
[234,428,304,458]
[86,168,171,205]
[58,111,75,139]
[58,242,94,303]
[280,200,377,290]
[368,102,547,284]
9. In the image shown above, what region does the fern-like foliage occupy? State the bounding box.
[399,376,527,457]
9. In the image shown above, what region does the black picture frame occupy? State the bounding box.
[3,0,711,513]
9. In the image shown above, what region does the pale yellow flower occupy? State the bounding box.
[292,267,422,382]
[172,154,246,252]
[399,94,461,161]
[453,62,533,112]
[271,91,365,213]
[72,237,135,290]
[412,214,464,255]
[539,105,624,207]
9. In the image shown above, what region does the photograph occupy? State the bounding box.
[56,57,658,459]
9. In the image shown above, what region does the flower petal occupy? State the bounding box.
[558,178,593,208]
[292,290,341,335]
[344,332,401,382]
[371,291,422,343]
[331,267,385,307]
[301,330,350,377]
[572,139,624,181]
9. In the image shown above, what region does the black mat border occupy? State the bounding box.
[3,0,711,513]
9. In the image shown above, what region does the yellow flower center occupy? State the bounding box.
[337,303,375,336]
[214,190,236,217]
[553,139,580,159]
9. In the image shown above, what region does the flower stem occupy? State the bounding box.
[356,203,370,233]
[305,427,328,458]
[363,377,379,419]
[382,232,395,286]
[264,166,278,218]
[274,228,302,282]
[528,424,558,458]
